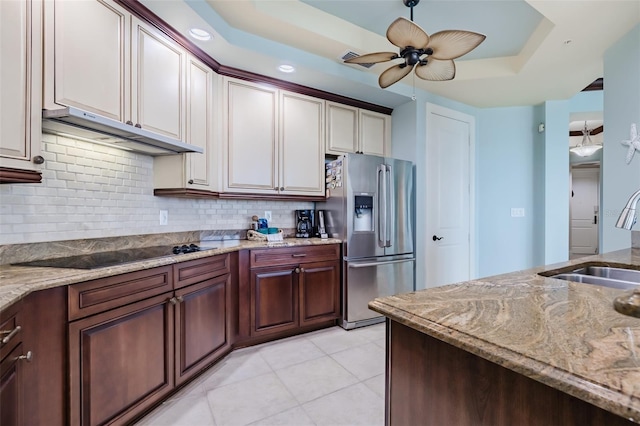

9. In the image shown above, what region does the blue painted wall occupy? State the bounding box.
[602,24,640,252]
[476,106,539,277]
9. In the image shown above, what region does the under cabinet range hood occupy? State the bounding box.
[42,107,204,156]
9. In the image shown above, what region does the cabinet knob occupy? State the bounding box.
[294,267,301,273]
[32,155,45,165]
[188,179,194,185]
[300,268,305,273]
[126,120,133,126]
[176,296,184,303]
[16,350,33,362]
[169,297,178,305]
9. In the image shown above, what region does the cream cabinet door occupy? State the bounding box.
[325,102,358,155]
[359,110,390,156]
[0,0,42,172]
[225,78,278,193]
[43,0,129,122]
[131,18,186,141]
[185,56,214,188]
[153,56,214,190]
[279,92,325,196]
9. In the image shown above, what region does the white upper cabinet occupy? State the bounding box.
[43,0,186,141]
[43,0,129,121]
[223,78,325,196]
[325,101,390,157]
[131,17,185,141]
[0,0,43,179]
[359,109,390,156]
[225,78,278,194]
[154,56,216,191]
[326,102,358,155]
[279,91,325,195]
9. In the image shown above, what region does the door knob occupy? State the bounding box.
[432,235,443,241]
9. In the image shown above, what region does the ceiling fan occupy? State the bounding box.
[345,0,486,88]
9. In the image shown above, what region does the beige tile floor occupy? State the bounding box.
[135,322,386,426]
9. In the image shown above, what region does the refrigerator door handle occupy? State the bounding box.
[386,164,394,248]
[377,164,387,248]
[348,258,415,268]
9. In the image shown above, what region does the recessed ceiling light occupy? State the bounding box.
[189,28,212,41]
[278,64,295,73]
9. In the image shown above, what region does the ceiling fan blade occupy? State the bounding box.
[379,63,413,88]
[427,30,486,60]
[386,17,430,49]
[415,59,456,81]
[344,52,399,64]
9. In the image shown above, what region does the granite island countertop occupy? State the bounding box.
[369,248,640,423]
[0,237,341,312]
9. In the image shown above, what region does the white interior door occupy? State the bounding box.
[570,166,600,257]
[426,103,474,287]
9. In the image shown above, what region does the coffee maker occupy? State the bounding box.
[295,210,315,238]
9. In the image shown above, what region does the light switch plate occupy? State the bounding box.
[510,208,525,218]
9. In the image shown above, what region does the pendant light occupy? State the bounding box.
[570,121,602,157]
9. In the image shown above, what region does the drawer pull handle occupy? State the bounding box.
[1,325,21,345]
[291,254,307,258]
[16,350,32,362]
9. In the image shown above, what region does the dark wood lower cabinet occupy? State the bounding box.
[0,343,23,426]
[387,320,634,426]
[299,260,339,326]
[249,260,340,338]
[69,293,174,426]
[251,266,299,336]
[2,245,339,424]
[175,273,231,386]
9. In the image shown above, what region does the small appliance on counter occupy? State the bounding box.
[295,209,315,238]
[315,210,328,239]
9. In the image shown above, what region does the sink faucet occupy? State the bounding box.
[616,188,640,230]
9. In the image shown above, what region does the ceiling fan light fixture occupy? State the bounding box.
[570,121,603,157]
[343,0,486,89]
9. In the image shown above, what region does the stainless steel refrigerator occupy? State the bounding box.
[318,153,415,329]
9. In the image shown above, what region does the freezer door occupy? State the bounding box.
[343,257,415,329]
[384,158,414,256]
[345,154,386,259]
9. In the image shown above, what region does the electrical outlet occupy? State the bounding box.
[264,211,272,222]
[159,210,168,225]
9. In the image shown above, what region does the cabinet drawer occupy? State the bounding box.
[250,244,339,268]
[0,301,23,360]
[174,254,230,289]
[68,266,173,321]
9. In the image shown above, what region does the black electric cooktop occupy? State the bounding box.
[13,243,217,270]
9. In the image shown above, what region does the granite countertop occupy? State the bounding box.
[0,237,341,312]
[369,248,640,423]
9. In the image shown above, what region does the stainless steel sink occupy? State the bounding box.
[572,266,640,284]
[551,273,640,290]
[541,264,640,290]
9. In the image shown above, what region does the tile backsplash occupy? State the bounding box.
[0,134,313,245]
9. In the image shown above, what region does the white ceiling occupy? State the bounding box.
[141,0,640,109]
